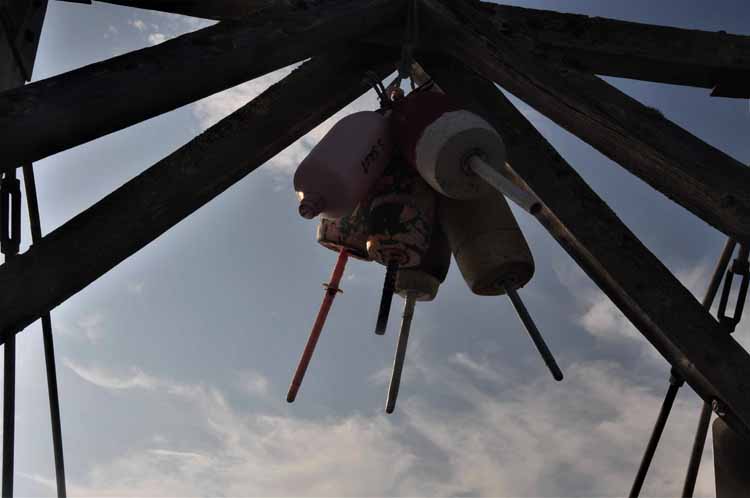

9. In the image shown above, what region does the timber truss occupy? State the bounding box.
[1,0,750,496]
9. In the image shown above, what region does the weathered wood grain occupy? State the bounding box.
[421,55,750,437]
[0,48,396,341]
[0,0,400,166]
[59,0,293,20]
[478,2,750,97]
[422,0,750,244]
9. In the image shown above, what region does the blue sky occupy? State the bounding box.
[4,0,750,496]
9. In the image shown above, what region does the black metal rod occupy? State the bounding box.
[629,372,683,498]
[682,401,713,497]
[375,262,399,335]
[629,238,735,498]
[21,164,66,498]
[2,337,14,498]
[504,285,563,381]
[386,293,416,414]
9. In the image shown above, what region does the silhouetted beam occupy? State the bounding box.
[0,48,396,342]
[58,0,287,20]
[423,0,750,244]
[0,0,400,167]
[422,56,750,436]
[1,0,48,88]
[478,2,750,97]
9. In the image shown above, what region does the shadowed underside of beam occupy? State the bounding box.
[0,48,397,342]
[422,0,750,244]
[0,0,401,167]
[421,56,750,437]
[479,2,750,97]
[59,0,291,20]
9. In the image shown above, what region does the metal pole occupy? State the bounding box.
[681,238,739,498]
[287,249,349,403]
[628,238,735,498]
[469,156,541,215]
[504,285,563,381]
[629,371,684,497]
[21,164,66,497]
[386,293,416,414]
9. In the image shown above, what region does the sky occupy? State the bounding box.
[3,0,750,496]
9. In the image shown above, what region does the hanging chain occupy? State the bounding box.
[717,244,750,333]
[0,169,21,257]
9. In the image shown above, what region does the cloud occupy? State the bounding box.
[64,358,159,390]
[237,369,270,397]
[147,32,167,45]
[50,351,717,497]
[128,19,146,31]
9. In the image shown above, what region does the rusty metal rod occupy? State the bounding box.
[504,285,563,381]
[386,292,416,414]
[287,249,349,403]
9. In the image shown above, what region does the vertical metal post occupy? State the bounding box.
[629,238,735,498]
[21,164,66,497]
[375,262,399,335]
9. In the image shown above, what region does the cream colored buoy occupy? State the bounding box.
[385,224,451,414]
[294,111,392,220]
[440,194,563,381]
[367,158,436,335]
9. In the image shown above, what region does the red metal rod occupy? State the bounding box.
[287,249,349,403]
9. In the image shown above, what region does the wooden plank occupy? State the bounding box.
[421,0,750,244]
[0,48,396,341]
[478,2,750,97]
[58,0,286,20]
[421,55,750,436]
[0,0,48,89]
[0,0,401,166]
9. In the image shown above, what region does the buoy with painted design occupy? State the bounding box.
[367,157,436,335]
[385,224,451,414]
[294,111,392,220]
[392,89,539,213]
[287,205,371,403]
[440,193,563,381]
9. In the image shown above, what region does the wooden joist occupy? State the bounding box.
[478,2,750,97]
[421,56,750,436]
[58,0,284,21]
[0,48,396,341]
[422,0,750,244]
[0,0,48,88]
[0,0,401,167]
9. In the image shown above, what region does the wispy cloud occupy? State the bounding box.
[64,358,159,390]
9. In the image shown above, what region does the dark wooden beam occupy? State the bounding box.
[58,0,286,20]
[422,0,750,244]
[0,0,401,167]
[0,48,396,341]
[421,56,750,437]
[0,0,48,89]
[477,2,750,97]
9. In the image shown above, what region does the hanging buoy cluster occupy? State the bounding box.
[288,78,562,413]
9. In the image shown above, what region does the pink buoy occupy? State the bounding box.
[294,111,392,220]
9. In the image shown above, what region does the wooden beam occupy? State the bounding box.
[0,0,48,89]
[0,48,396,341]
[477,2,750,97]
[422,0,750,244]
[0,0,401,166]
[58,0,286,21]
[421,56,750,436]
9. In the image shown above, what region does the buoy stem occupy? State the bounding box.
[375,262,399,335]
[468,156,541,214]
[504,285,563,381]
[287,249,349,403]
[386,292,417,414]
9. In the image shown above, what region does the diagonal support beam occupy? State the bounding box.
[57,0,285,21]
[421,56,750,436]
[422,0,750,244]
[0,0,401,166]
[478,2,750,98]
[0,48,396,341]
